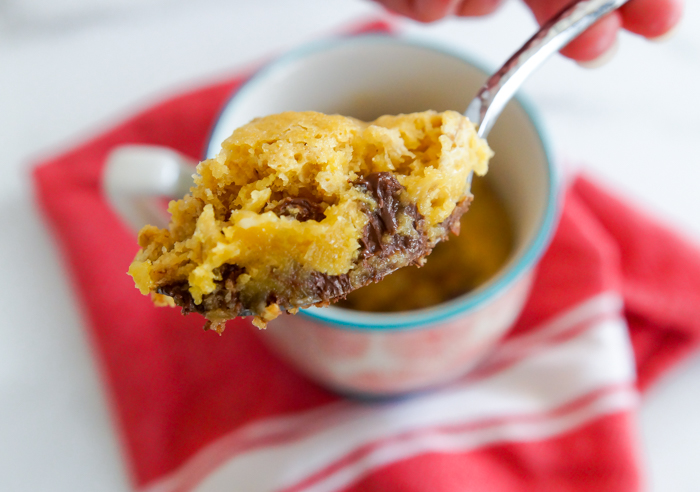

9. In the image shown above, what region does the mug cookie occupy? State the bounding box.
[128,110,492,331]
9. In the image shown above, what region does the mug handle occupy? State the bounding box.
[103,145,197,232]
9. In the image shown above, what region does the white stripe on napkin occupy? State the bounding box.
[285,385,637,492]
[142,292,636,492]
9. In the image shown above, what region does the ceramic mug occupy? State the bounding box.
[104,35,559,397]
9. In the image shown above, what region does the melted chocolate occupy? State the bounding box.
[272,197,325,222]
[354,172,427,260]
[439,195,473,236]
[310,272,353,302]
[158,264,244,317]
[157,281,202,314]
[354,172,402,234]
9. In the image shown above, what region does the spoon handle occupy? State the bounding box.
[465,0,630,138]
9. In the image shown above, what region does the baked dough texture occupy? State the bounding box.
[129,110,492,331]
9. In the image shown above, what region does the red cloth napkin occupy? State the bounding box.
[32,23,700,492]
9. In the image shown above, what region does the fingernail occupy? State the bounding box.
[649,24,679,43]
[577,39,619,69]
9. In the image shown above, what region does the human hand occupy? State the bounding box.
[375,0,683,64]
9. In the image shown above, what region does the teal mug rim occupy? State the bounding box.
[206,34,560,332]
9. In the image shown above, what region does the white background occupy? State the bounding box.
[1,0,699,490]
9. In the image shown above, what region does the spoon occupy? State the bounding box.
[464,0,629,188]
[108,0,632,322]
[228,0,632,317]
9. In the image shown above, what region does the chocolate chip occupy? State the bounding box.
[438,196,472,236]
[354,172,402,234]
[272,197,325,222]
[310,272,353,302]
[354,172,428,260]
[157,282,203,315]
[158,263,246,317]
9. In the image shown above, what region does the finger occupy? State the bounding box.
[455,0,505,17]
[524,0,622,62]
[560,12,622,62]
[375,0,460,22]
[620,0,683,38]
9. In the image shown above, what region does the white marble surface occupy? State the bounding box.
[1,0,699,490]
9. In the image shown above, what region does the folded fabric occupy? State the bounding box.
[32,21,700,492]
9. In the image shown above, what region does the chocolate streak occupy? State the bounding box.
[309,272,353,303]
[355,173,402,234]
[354,172,426,261]
[272,197,325,222]
[157,264,244,317]
[157,282,201,314]
[440,195,473,236]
